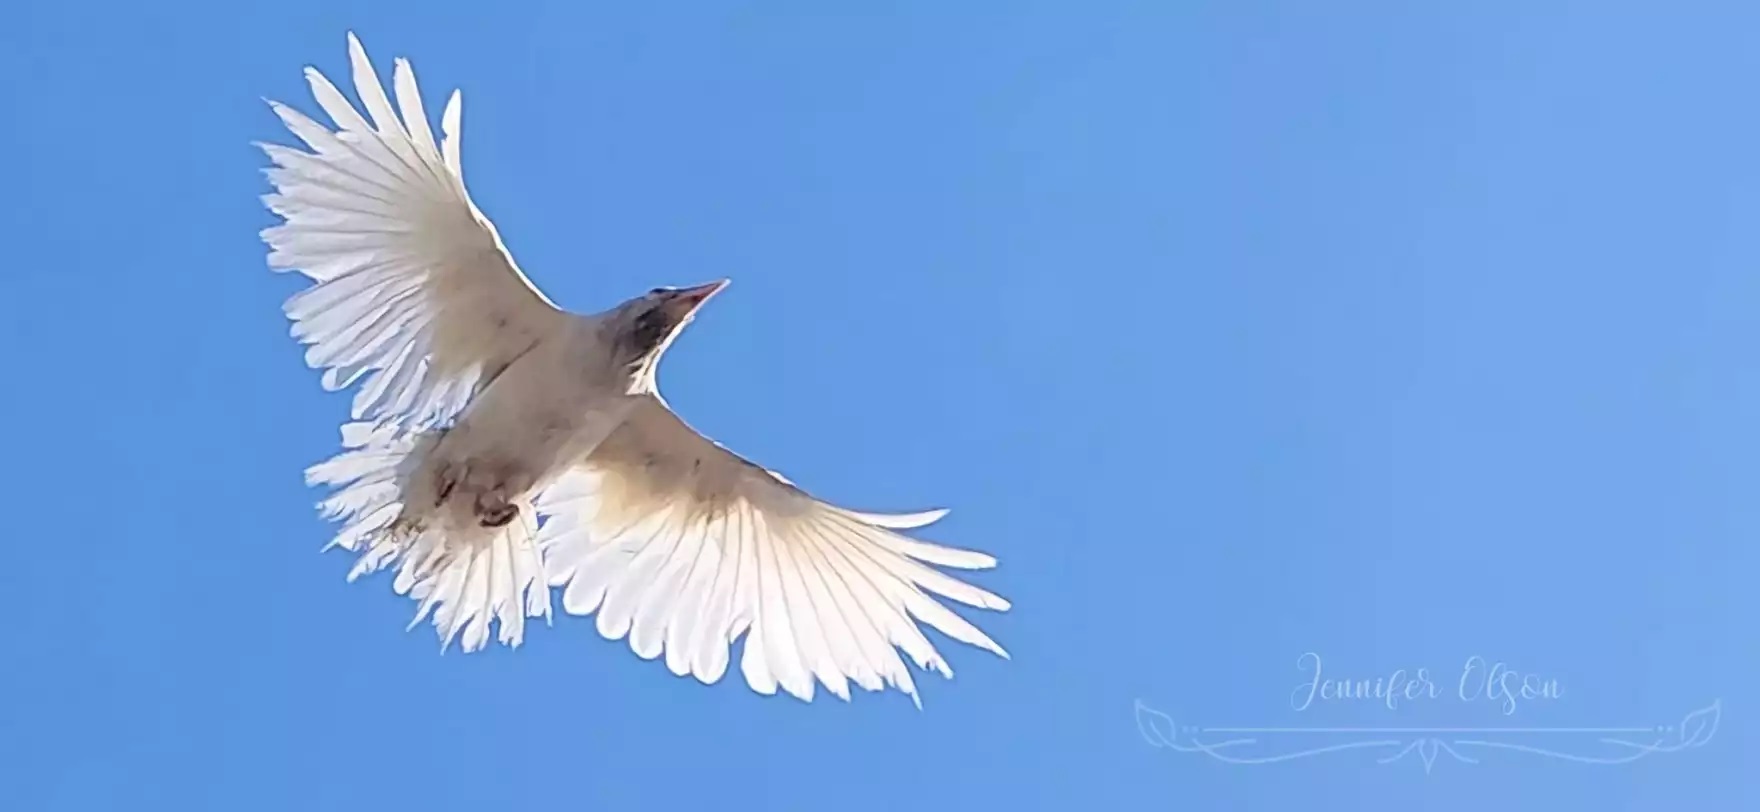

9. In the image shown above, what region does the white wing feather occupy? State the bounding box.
[262,33,563,649]
[537,397,1010,707]
[259,31,566,428]
[305,422,553,651]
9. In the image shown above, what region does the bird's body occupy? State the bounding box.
[396,317,633,541]
[261,32,1009,706]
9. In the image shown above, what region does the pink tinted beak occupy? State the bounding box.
[668,278,730,317]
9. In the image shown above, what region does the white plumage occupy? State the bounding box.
[261,32,1009,706]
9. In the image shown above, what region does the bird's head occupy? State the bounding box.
[607,278,730,393]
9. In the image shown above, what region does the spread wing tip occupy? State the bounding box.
[840,506,950,529]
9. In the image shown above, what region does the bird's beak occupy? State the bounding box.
[668,278,729,318]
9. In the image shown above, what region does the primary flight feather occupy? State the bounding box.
[258,32,1010,705]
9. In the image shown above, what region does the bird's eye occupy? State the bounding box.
[648,287,669,297]
[631,309,667,348]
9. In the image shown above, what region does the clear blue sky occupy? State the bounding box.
[2,1,1754,809]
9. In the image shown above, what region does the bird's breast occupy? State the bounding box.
[441,340,634,483]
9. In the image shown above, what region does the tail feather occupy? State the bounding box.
[307,421,552,650]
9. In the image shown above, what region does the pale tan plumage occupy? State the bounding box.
[262,32,1009,705]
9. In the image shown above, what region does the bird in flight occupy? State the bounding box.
[257,32,1010,705]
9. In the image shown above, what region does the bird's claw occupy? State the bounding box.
[477,500,518,528]
[434,465,458,507]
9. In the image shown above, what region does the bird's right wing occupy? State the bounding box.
[537,397,1010,707]
[260,32,567,428]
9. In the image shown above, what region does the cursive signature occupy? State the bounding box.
[1291,652,1562,714]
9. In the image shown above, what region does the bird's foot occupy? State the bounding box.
[476,497,518,528]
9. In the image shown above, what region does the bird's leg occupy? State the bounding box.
[433,462,459,507]
[464,459,536,529]
[476,492,518,528]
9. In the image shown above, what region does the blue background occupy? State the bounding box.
[2,1,1752,809]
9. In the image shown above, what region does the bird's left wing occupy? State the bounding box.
[537,397,1010,707]
[259,32,568,428]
